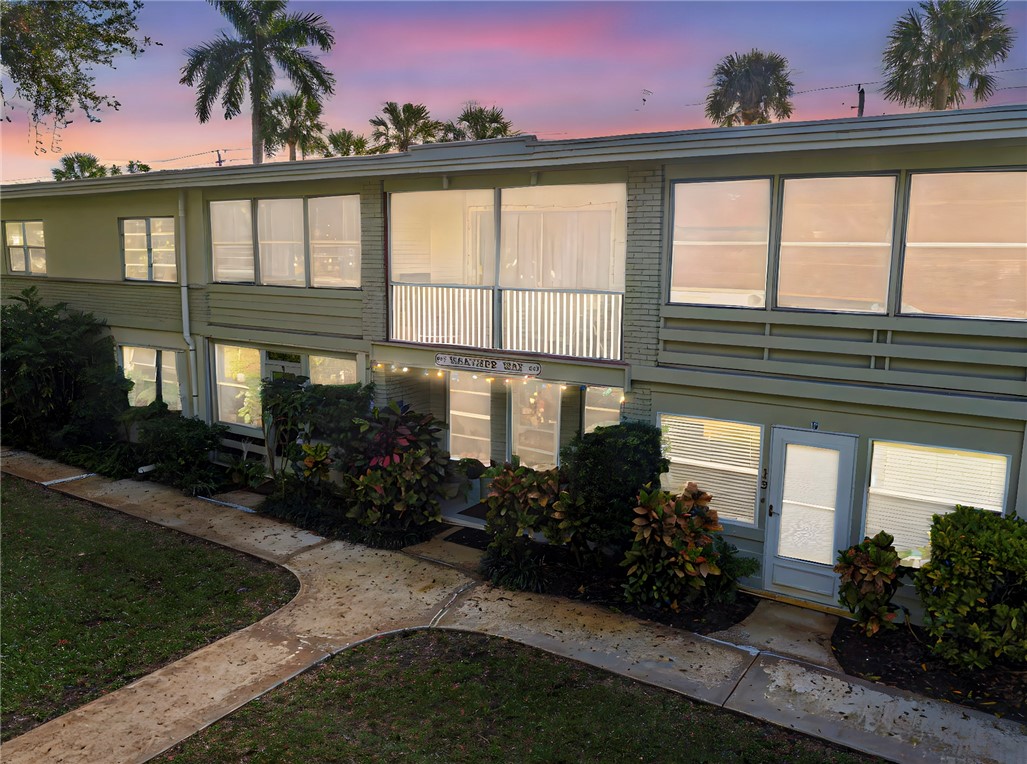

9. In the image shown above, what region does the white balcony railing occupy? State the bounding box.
[502,289,623,361]
[391,284,623,361]
[391,284,493,348]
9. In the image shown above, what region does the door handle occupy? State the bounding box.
[768,504,775,517]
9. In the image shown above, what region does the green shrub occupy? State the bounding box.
[560,422,669,550]
[59,441,147,480]
[621,482,724,610]
[344,402,449,537]
[481,463,572,592]
[835,531,910,637]
[915,506,1027,669]
[138,415,228,496]
[1,287,131,453]
[704,536,761,605]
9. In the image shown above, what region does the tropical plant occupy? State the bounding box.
[835,530,910,637]
[264,90,327,160]
[369,101,441,152]
[180,0,335,165]
[138,414,228,496]
[455,101,517,140]
[559,422,669,552]
[881,0,1015,111]
[322,128,370,157]
[125,159,151,173]
[622,482,724,610]
[0,0,149,127]
[704,49,795,126]
[51,152,110,180]
[1,287,131,454]
[916,505,1027,669]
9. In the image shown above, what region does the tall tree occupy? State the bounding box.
[0,0,149,128]
[264,91,326,160]
[51,152,109,180]
[705,49,795,126]
[180,0,335,165]
[881,0,1015,111]
[322,128,370,157]
[455,101,516,140]
[369,102,441,153]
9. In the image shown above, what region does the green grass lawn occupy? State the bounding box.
[0,476,298,740]
[161,630,879,764]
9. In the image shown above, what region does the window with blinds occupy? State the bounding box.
[866,441,1008,557]
[659,415,761,524]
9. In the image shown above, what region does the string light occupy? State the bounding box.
[401,366,409,373]
[436,370,444,378]
[485,377,494,383]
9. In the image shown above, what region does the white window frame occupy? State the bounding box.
[4,220,46,275]
[667,177,773,309]
[121,217,177,282]
[210,195,361,289]
[657,412,764,527]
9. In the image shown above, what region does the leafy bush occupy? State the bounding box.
[560,422,669,550]
[59,441,147,480]
[704,536,761,605]
[1,287,131,453]
[343,402,449,540]
[835,531,910,637]
[138,415,228,496]
[481,463,568,592]
[915,506,1027,669]
[622,482,725,610]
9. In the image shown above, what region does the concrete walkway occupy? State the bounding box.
[2,449,1024,764]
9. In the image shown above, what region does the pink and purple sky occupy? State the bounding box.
[2,0,1025,183]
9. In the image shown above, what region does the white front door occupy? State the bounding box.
[764,427,857,606]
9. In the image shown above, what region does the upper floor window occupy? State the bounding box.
[4,221,46,275]
[389,183,626,360]
[122,218,177,282]
[778,175,896,313]
[210,195,361,287]
[901,171,1026,320]
[122,346,181,410]
[670,179,771,307]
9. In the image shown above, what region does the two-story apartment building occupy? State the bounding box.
[3,105,1025,610]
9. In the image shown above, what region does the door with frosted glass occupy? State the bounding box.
[764,428,856,605]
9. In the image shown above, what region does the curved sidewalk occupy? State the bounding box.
[2,450,1023,764]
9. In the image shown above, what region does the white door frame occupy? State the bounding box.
[764,427,857,606]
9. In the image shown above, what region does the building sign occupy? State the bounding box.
[434,353,542,376]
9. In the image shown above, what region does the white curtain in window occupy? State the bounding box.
[309,196,361,288]
[258,199,305,286]
[390,190,495,285]
[211,201,254,282]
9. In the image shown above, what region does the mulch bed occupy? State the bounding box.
[831,620,1027,724]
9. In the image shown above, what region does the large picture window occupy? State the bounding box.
[211,196,361,287]
[901,171,1026,320]
[511,380,561,469]
[660,414,761,525]
[777,176,895,313]
[448,374,492,463]
[214,344,262,426]
[865,441,1008,560]
[122,217,176,282]
[4,220,46,275]
[670,179,771,307]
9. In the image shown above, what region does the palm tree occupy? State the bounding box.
[51,152,109,181]
[456,102,516,140]
[125,160,151,174]
[882,0,1015,111]
[264,91,327,160]
[369,102,441,153]
[705,50,795,126]
[180,0,335,165]
[322,128,370,157]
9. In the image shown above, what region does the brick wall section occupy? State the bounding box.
[360,180,387,342]
[620,382,653,423]
[622,167,664,367]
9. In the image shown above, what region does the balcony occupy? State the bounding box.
[390,284,623,361]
